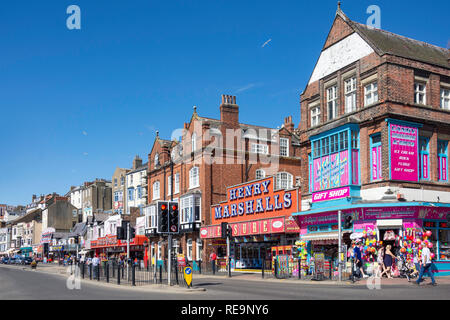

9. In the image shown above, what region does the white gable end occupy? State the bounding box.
[308,32,375,84]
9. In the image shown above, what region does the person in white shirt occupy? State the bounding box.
[92,255,100,279]
[415,245,436,286]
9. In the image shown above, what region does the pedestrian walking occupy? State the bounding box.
[92,255,100,278]
[209,250,217,274]
[353,241,368,279]
[381,245,395,279]
[415,245,437,286]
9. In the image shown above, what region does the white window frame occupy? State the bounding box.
[152,181,160,200]
[414,82,427,105]
[255,169,266,180]
[276,172,293,190]
[364,82,378,106]
[189,167,200,189]
[196,238,203,261]
[187,239,193,261]
[251,143,269,155]
[440,88,450,110]
[327,85,338,120]
[174,173,180,194]
[167,175,172,196]
[310,106,320,127]
[280,138,289,157]
[180,195,201,224]
[344,77,357,113]
[191,133,197,153]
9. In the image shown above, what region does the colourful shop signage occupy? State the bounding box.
[200,216,300,239]
[389,122,419,181]
[211,176,300,225]
[91,235,147,248]
[312,186,350,202]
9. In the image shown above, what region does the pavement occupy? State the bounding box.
[7,262,450,288]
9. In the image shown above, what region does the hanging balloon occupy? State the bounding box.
[426,231,432,237]
[427,243,433,248]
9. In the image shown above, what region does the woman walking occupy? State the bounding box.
[381,245,396,278]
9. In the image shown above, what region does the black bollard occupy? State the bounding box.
[106,264,109,283]
[262,259,265,279]
[81,262,85,279]
[198,260,202,274]
[159,265,162,284]
[89,264,92,280]
[298,259,301,280]
[97,265,100,281]
[117,264,121,285]
[132,264,136,286]
[274,259,278,279]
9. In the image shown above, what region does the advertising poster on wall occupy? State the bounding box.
[340,150,349,186]
[321,156,330,190]
[390,122,419,181]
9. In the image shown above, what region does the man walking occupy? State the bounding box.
[209,250,217,274]
[353,241,368,279]
[92,254,100,279]
[416,245,437,286]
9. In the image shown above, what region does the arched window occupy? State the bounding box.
[154,153,159,168]
[152,181,160,200]
[189,167,199,189]
[191,133,197,153]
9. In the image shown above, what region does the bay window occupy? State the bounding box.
[438,140,448,182]
[370,134,382,181]
[180,194,201,225]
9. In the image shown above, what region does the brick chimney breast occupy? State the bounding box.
[220,94,239,127]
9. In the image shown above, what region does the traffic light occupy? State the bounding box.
[226,225,232,238]
[117,226,126,240]
[221,222,228,239]
[344,214,353,229]
[157,201,169,233]
[129,227,136,240]
[168,201,179,234]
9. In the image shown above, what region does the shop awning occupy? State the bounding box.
[376,219,403,228]
[300,231,350,241]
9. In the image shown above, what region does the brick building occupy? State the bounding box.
[143,94,302,266]
[293,7,450,274]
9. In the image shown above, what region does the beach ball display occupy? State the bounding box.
[427,243,433,248]
[400,247,406,253]
[426,231,432,237]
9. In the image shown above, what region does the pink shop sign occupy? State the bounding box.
[390,123,419,182]
[312,186,350,203]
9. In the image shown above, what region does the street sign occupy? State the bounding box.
[184,266,193,288]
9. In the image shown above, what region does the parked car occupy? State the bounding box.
[8,257,16,264]
[1,257,9,264]
[21,257,33,265]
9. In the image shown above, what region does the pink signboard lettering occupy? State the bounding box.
[390,123,418,181]
[312,186,350,203]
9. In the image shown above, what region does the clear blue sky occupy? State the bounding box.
[1,0,448,205]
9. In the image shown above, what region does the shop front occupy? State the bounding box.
[294,203,450,276]
[201,176,301,271]
[90,234,147,261]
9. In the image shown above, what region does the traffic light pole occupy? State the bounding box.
[338,210,342,282]
[167,157,174,286]
[127,222,130,281]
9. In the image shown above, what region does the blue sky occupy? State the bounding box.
[0,0,448,205]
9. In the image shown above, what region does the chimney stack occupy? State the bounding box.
[220,94,239,127]
[133,155,143,169]
[284,116,295,132]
